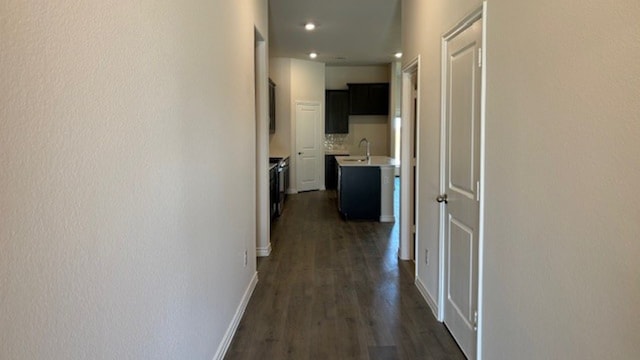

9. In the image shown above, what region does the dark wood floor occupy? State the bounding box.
[225,188,465,360]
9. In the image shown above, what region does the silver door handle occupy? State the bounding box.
[436,194,448,204]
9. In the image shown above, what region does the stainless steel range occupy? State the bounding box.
[269,156,289,216]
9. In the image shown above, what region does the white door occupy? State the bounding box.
[295,102,321,192]
[441,17,483,360]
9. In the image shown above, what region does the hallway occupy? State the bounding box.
[225,189,465,359]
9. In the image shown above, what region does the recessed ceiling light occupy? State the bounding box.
[304,22,316,31]
[394,52,403,59]
[309,52,318,59]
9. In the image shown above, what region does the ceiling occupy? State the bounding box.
[268,0,401,66]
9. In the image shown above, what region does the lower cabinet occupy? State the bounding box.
[325,154,346,190]
[338,166,381,220]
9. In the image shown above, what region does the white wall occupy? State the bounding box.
[326,65,391,156]
[0,0,267,359]
[268,58,292,157]
[402,0,640,359]
[269,58,325,192]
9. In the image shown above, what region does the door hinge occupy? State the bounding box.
[473,310,478,331]
[411,224,416,234]
[478,48,482,67]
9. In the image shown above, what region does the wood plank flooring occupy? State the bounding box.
[225,188,465,360]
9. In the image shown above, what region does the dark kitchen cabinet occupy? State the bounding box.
[269,78,276,134]
[347,83,389,116]
[325,90,349,134]
[338,165,381,220]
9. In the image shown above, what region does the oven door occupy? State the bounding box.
[277,161,288,215]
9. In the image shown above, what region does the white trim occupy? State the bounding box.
[476,3,488,360]
[399,56,420,262]
[254,29,271,274]
[256,243,272,257]
[212,272,259,360]
[415,277,439,319]
[437,27,447,320]
[379,215,396,222]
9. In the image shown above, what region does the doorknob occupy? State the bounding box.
[298,152,303,155]
[436,194,448,204]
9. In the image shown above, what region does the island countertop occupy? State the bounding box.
[335,155,397,168]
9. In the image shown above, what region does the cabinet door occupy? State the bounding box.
[269,79,276,133]
[339,166,381,220]
[348,84,369,115]
[348,83,389,116]
[325,90,349,134]
[368,83,389,115]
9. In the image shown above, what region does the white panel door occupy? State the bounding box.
[295,102,321,192]
[441,17,483,360]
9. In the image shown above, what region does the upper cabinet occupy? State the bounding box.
[325,90,349,134]
[348,83,389,116]
[269,78,276,134]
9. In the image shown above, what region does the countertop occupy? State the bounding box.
[335,156,397,168]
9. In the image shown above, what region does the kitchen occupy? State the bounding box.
[267,61,400,232]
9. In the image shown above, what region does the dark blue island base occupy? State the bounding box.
[338,166,381,220]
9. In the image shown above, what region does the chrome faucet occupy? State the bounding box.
[359,137,371,161]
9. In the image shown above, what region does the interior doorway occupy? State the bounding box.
[254,29,270,257]
[400,58,420,266]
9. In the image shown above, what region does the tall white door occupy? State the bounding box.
[295,102,321,192]
[441,17,483,360]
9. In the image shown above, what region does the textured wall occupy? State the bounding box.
[402,0,640,358]
[482,0,640,358]
[0,0,267,359]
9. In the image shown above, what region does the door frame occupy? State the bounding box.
[400,56,420,262]
[438,3,487,359]
[254,29,270,258]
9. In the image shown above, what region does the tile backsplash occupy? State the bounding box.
[324,134,350,150]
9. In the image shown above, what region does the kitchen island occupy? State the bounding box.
[335,156,396,222]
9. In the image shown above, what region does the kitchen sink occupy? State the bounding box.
[342,157,367,162]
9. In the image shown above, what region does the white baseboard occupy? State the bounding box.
[379,215,396,222]
[212,271,258,360]
[415,277,440,320]
[256,243,271,257]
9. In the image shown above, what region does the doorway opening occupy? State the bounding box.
[254,29,271,257]
[400,57,420,270]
